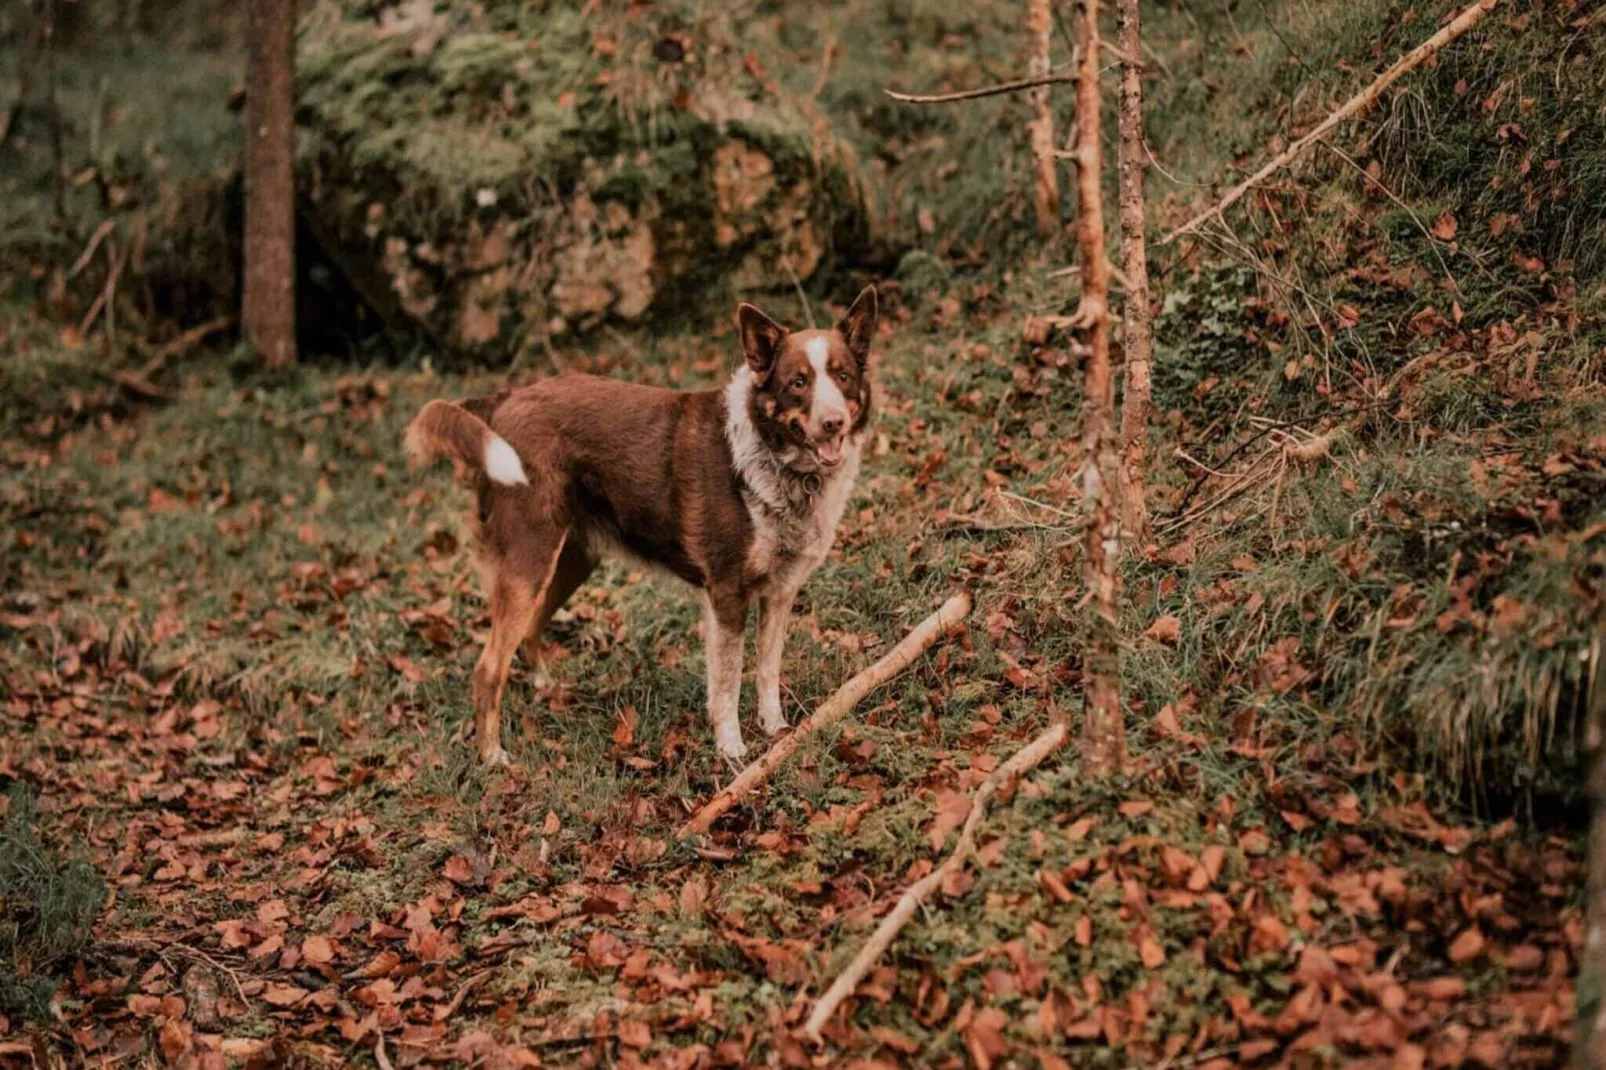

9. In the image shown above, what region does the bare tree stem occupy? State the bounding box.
[1116,0,1154,540]
[1027,0,1061,238]
[1070,0,1126,778]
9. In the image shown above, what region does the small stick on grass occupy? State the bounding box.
[1158,0,1503,246]
[803,720,1068,1042]
[677,592,972,840]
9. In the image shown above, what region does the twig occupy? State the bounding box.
[104,237,126,345]
[1254,0,1315,77]
[142,315,235,377]
[67,220,118,281]
[1319,141,1460,291]
[802,721,1068,1042]
[96,938,249,1005]
[884,73,1076,105]
[1158,0,1503,246]
[941,518,1077,538]
[782,257,815,330]
[1174,448,1234,479]
[677,593,972,839]
[374,1032,395,1070]
[433,969,490,1023]
[998,490,1081,521]
[808,30,837,100]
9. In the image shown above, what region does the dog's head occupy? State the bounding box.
[736,286,877,473]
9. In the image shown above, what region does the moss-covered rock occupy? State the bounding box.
[296,0,869,360]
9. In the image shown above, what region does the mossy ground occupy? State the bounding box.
[0,256,1590,1061]
[1,0,1601,1064]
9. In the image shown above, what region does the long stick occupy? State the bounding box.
[676,592,972,839]
[803,721,1068,1042]
[884,74,1076,105]
[1157,0,1502,246]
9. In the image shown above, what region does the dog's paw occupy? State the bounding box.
[759,708,788,737]
[480,745,513,768]
[716,735,749,771]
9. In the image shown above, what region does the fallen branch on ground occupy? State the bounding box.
[676,592,972,839]
[803,720,1068,1042]
[144,316,235,375]
[1158,0,1502,246]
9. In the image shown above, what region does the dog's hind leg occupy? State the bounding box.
[474,526,566,765]
[520,531,597,688]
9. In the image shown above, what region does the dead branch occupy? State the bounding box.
[1158,0,1503,246]
[1157,425,1335,536]
[142,315,235,377]
[884,73,1075,105]
[677,592,972,839]
[802,721,1067,1042]
[67,219,118,280]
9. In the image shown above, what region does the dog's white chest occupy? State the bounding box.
[743,445,860,584]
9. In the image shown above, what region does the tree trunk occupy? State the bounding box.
[1115,0,1153,540]
[1580,641,1606,1069]
[1026,0,1060,239]
[243,0,297,368]
[1070,0,1124,778]
[44,0,65,222]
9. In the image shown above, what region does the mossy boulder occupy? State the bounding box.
[296,0,868,360]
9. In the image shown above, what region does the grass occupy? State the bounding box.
[0,0,1600,1061]
[0,787,105,1021]
[0,260,1591,1058]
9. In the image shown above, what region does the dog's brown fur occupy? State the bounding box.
[406,288,878,765]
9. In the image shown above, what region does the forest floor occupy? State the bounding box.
[0,272,1587,1067]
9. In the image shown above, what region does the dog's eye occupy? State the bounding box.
[791,374,808,389]
[835,369,850,383]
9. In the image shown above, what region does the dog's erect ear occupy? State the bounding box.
[835,285,878,366]
[737,303,788,380]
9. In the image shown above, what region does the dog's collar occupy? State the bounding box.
[743,449,823,514]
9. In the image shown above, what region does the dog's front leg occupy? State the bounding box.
[756,584,799,737]
[703,594,749,766]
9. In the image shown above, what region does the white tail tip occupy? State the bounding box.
[483,435,528,486]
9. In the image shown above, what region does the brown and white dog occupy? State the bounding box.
[405,287,877,766]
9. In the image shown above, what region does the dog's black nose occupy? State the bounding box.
[820,415,845,438]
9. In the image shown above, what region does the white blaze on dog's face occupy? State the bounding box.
[736,287,878,472]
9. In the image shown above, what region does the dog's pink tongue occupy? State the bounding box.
[816,437,845,465]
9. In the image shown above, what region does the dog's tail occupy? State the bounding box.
[405,400,528,486]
